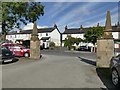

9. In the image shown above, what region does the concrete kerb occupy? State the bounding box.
[79,56,96,66]
[16,54,43,61]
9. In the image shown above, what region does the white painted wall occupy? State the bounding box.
[112,32,119,39]
[16,34,31,40]
[71,34,84,39]
[62,33,84,41]
[6,28,61,47]
[112,32,120,49]
[6,35,16,43]
[38,33,50,39]
[50,29,61,46]
[62,34,67,41]
[6,34,31,43]
[62,33,85,47]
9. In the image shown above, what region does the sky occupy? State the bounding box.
[23,1,119,33]
[0,0,119,33]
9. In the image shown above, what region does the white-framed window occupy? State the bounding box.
[46,33,48,36]
[15,35,16,38]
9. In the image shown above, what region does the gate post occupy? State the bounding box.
[96,10,114,68]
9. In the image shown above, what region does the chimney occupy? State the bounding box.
[65,25,67,30]
[54,24,57,28]
[117,21,119,26]
[80,25,83,30]
[97,23,99,27]
[117,21,120,29]
[19,28,22,33]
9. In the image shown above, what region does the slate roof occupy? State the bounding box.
[111,26,120,32]
[19,27,55,34]
[62,25,120,34]
[41,37,50,40]
[7,27,56,35]
[62,27,89,34]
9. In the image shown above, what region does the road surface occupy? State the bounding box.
[2,50,116,89]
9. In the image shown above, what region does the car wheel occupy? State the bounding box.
[24,53,29,57]
[112,68,120,87]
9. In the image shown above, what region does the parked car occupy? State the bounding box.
[2,43,30,57]
[110,54,120,87]
[78,46,91,51]
[0,47,15,64]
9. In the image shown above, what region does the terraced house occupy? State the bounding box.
[6,24,61,49]
[62,22,120,51]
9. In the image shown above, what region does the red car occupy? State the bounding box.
[2,43,30,57]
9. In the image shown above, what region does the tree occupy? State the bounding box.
[64,35,83,50]
[0,2,2,24]
[64,35,75,50]
[84,26,104,45]
[75,38,82,46]
[2,2,44,41]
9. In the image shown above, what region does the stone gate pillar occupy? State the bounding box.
[30,22,40,59]
[96,10,115,68]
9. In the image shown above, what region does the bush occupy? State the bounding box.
[49,42,55,47]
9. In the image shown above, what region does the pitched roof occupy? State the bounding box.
[7,27,56,35]
[20,27,55,34]
[111,26,120,32]
[7,24,61,35]
[62,25,120,34]
[41,37,50,40]
[62,27,89,34]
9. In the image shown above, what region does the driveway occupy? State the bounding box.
[2,50,116,89]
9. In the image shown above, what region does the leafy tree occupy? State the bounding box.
[64,36,83,50]
[2,2,44,41]
[0,2,2,24]
[64,36,74,49]
[64,35,83,50]
[75,38,82,46]
[84,26,104,45]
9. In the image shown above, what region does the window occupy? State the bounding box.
[12,46,21,50]
[46,33,48,36]
[15,35,16,38]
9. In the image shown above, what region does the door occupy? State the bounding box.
[12,46,22,56]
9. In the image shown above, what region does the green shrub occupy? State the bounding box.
[49,42,55,47]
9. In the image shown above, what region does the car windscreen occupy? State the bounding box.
[18,45,26,49]
[1,47,9,50]
[116,54,120,58]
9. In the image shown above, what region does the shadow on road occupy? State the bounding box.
[96,68,119,90]
[78,57,119,90]
[2,58,19,65]
[78,57,96,66]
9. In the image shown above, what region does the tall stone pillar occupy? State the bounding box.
[30,22,40,59]
[96,10,114,68]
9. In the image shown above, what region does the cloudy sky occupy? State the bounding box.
[16,0,119,33]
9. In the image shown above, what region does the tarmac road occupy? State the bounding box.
[2,50,116,89]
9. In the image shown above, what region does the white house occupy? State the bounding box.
[6,24,61,49]
[62,25,93,47]
[62,23,120,51]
